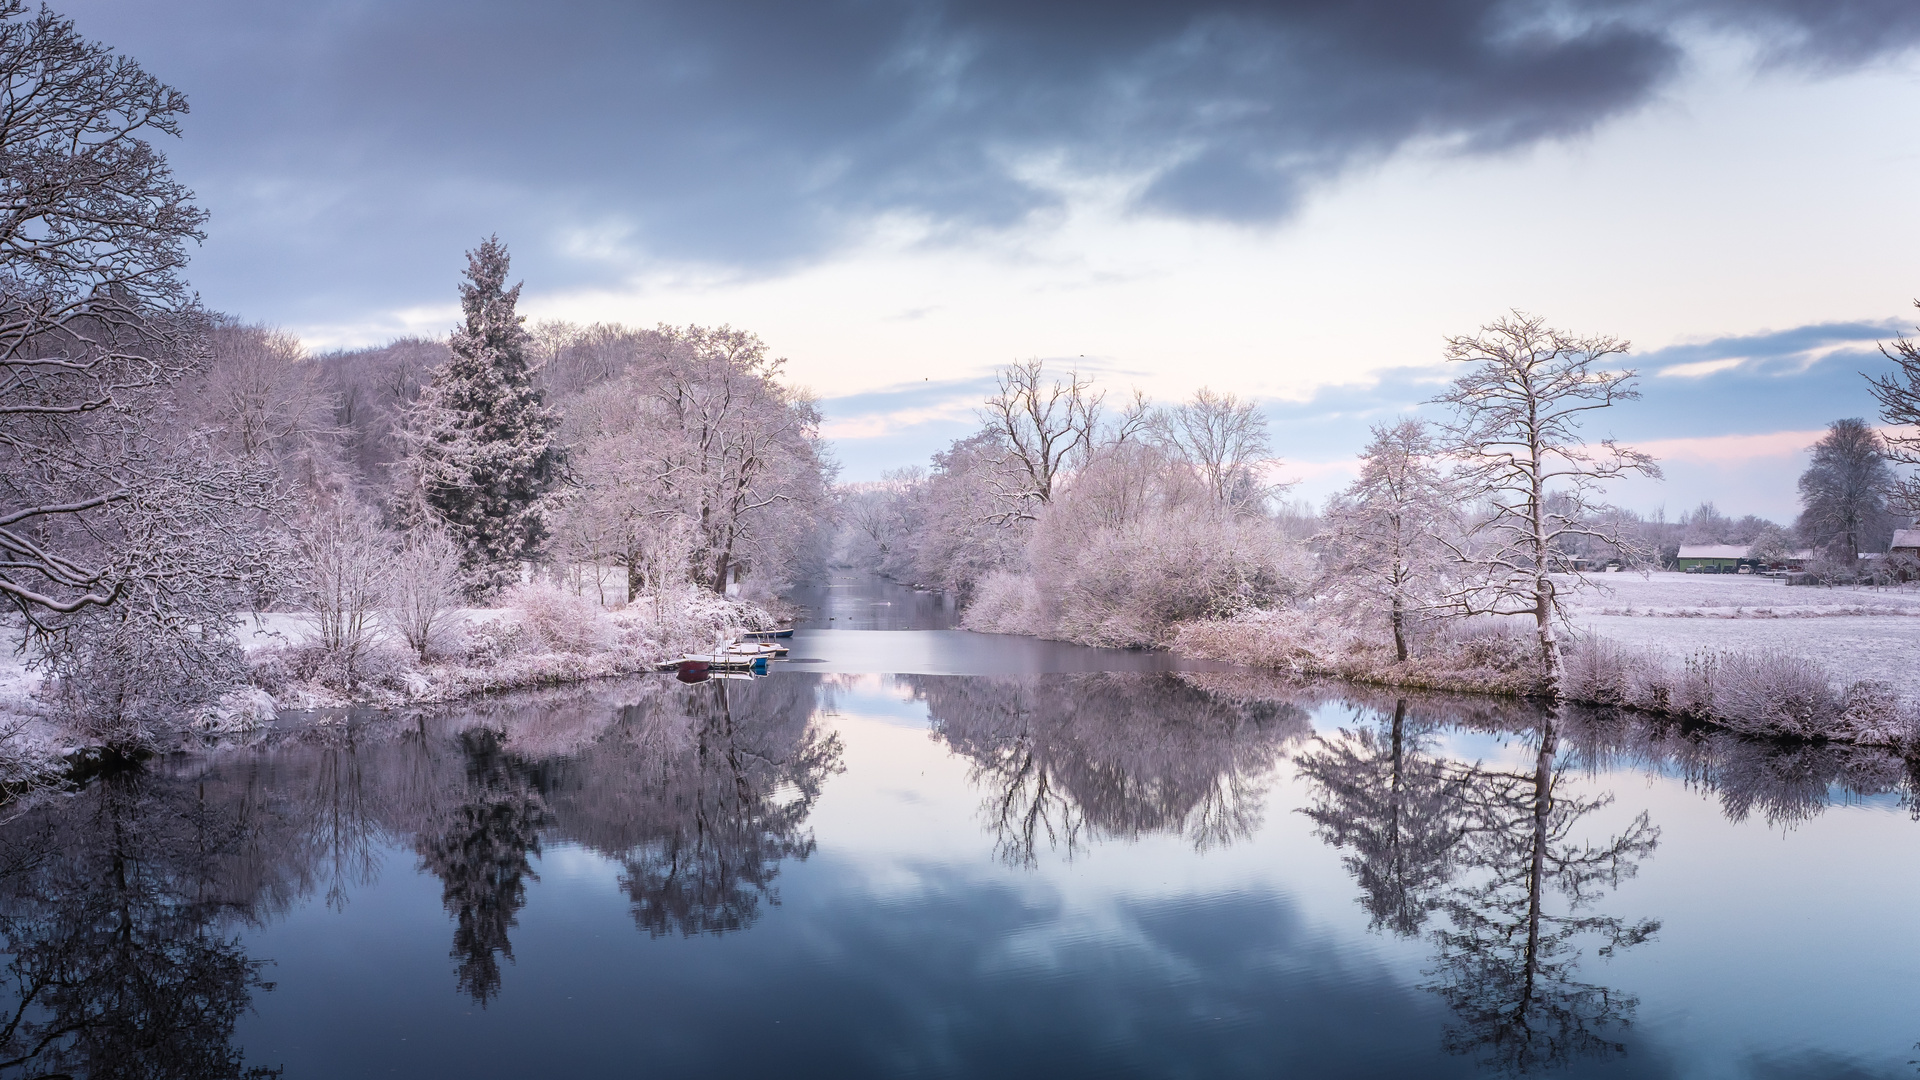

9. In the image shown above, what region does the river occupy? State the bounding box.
[0,571,1916,1078]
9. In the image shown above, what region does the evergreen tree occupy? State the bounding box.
[402,237,562,594]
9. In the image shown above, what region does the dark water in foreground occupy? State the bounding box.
[4,575,1920,1078]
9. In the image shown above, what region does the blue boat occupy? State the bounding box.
[740,628,795,641]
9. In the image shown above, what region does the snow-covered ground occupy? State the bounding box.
[1563,572,1920,688]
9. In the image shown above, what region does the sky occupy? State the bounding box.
[58,0,1920,521]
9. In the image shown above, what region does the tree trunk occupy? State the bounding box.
[1534,575,1562,698]
[1521,717,1555,1018]
[1391,597,1409,662]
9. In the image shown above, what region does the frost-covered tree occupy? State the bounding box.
[385,526,465,660]
[0,0,209,626]
[0,4,283,744]
[1795,418,1897,567]
[1867,300,1920,518]
[1319,420,1456,662]
[1434,313,1658,699]
[400,237,563,596]
[551,324,831,597]
[1151,387,1272,513]
[1746,521,1795,565]
[980,359,1103,522]
[182,321,340,487]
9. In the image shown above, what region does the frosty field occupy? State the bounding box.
[1564,572,1920,687]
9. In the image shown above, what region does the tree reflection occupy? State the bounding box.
[1297,699,1464,936]
[610,678,842,937]
[1301,699,1661,1075]
[915,672,1310,865]
[0,772,285,1079]
[413,727,551,1005]
[511,674,844,939]
[1428,714,1660,1074]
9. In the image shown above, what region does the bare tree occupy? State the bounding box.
[1867,300,1920,518]
[1434,313,1658,698]
[296,498,389,673]
[1319,420,1456,662]
[385,526,465,661]
[184,321,340,485]
[0,1,210,629]
[1794,418,1897,568]
[1152,387,1273,512]
[980,359,1102,522]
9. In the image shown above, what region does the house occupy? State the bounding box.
[1779,548,1818,571]
[1892,529,1920,558]
[1674,544,1750,573]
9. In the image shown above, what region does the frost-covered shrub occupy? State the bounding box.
[191,687,279,735]
[462,618,528,665]
[1833,681,1914,747]
[985,504,1311,648]
[1442,619,1538,676]
[1709,650,1843,739]
[51,604,250,753]
[1561,635,1672,712]
[1172,608,1329,671]
[962,571,1052,637]
[506,581,609,654]
[1048,513,1309,648]
[291,638,413,695]
[248,649,294,696]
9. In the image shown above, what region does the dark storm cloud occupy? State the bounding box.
[52,0,1920,323]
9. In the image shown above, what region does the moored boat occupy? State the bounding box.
[674,652,768,674]
[726,640,789,657]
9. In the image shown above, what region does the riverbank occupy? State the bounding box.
[0,583,780,790]
[1171,574,1920,747]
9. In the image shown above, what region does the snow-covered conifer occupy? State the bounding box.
[401,237,563,595]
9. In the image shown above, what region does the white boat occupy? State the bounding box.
[725,640,789,657]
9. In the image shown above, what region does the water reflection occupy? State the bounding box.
[550,676,843,938]
[0,771,285,1079]
[1302,701,1662,1075]
[1,664,1919,1076]
[914,671,1312,864]
[413,727,551,1004]
[0,672,846,1045]
[1297,699,1464,936]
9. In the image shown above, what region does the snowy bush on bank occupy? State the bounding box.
[506,581,610,654]
[1709,651,1843,739]
[255,581,770,709]
[1176,612,1918,746]
[1174,610,1542,696]
[966,476,1313,649]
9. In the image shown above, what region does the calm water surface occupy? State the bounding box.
[4,572,1920,1078]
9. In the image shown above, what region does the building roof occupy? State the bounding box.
[1676,545,1749,560]
[1891,530,1920,552]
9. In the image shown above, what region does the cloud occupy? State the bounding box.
[57,0,1920,324]
[1641,319,1903,379]
[820,396,984,440]
[1635,428,1825,463]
